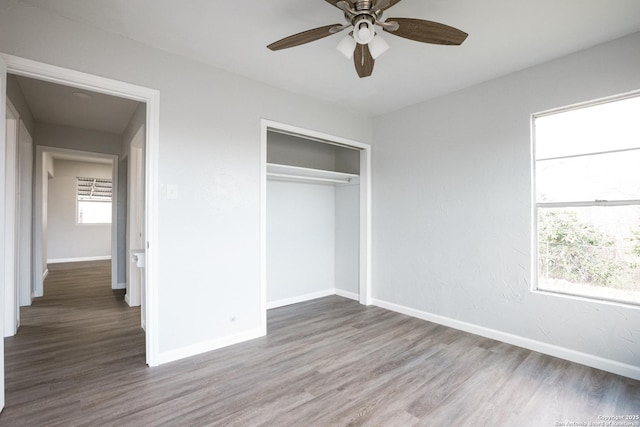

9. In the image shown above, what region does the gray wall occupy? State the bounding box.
[335,183,359,295]
[372,32,640,373]
[266,178,360,303]
[267,180,336,304]
[268,131,361,174]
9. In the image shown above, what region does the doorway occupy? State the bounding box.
[259,119,372,332]
[0,53,161,396]
[33,146,118,300]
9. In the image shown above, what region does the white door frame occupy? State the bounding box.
[126,126,144,309]
[259,119,372,332]
[4,100,19,337]
[0,53,161,367]
[0,51,7,412]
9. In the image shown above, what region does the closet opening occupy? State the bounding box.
[260,120,372,332]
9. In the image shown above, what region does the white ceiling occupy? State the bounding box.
[16,0,640,116]
[15,75,141,134]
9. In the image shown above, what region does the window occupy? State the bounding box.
[77,177,112,224]
[533,93,640,305]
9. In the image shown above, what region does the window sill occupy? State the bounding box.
[532,286,640,309]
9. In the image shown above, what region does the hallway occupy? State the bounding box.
[2,260,145,425]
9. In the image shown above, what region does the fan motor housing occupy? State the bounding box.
[353,0,373,11]
[350,13,376,25]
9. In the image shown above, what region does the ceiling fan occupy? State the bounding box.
[267,0,468,78]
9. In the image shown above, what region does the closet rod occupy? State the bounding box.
[267,172,351,184]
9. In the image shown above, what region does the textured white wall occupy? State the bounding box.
[266,180,361,303]
[47,159,112,261]
[373,32,640,372]
[0,2,372,357]
[267,180,335,303]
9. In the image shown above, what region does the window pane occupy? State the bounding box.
[537,206,640,304]
[536,149,640,202]
[78,201,112,224]
[535,95,640,159]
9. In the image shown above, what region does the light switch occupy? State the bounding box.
[167,184,179,199]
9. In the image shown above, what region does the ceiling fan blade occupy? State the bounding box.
[383,18,468,45]
[267,24,343,51]
[354,43,375,78]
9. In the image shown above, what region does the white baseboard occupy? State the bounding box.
[267,288,361,309]
[125,293,141,307]
[156,290,359,366]
[113,282,126,290]
[267,289,336,309]
[48,256,111,264]
[156,327,265,366]
[372,298,640,381]
[335,288,359,301]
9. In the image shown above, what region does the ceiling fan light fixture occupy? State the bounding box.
[336,34,356,59]
[368,34,389,59]
[352,18,375,45]
[266,0,469,79]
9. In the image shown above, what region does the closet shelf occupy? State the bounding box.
[267,163,359,185]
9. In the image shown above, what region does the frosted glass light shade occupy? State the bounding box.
[369,34,390,59]
[336,34,356,59]
[358,26,371,41]
[353,18,375,44]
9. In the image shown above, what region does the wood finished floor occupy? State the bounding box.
[2,261,639,426]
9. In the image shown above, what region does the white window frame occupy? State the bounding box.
[531,90,640,307]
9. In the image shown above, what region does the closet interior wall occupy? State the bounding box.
[266,131,360,308]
